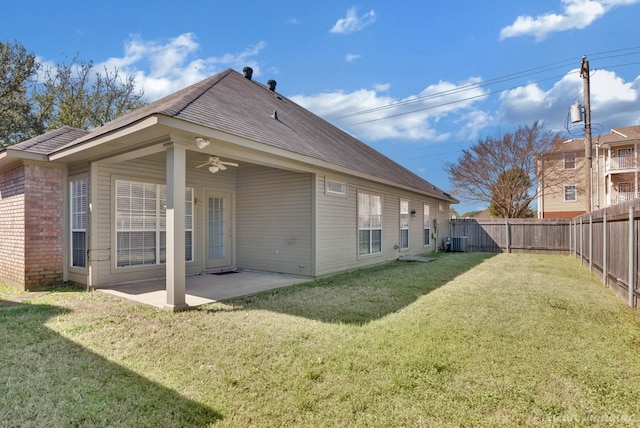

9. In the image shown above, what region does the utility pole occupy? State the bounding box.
[580,55,593,212]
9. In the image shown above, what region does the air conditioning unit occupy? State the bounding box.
[446,236,467,252]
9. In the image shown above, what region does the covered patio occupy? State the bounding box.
[97,271,309,309]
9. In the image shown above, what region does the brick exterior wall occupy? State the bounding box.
[0,163,65,291]
[0,165,26,289]
[24,164,65,289]
[542,211,585,219]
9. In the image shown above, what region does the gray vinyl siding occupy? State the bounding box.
[90,151,236,287]
[316,175,450,276]
[83,148,449,287]
[236,164,313,276]
[315,176,357,276]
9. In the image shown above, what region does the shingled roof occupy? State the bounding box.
[18,68,456,202]
[8,125,89,155]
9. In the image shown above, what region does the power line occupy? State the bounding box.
[347,73,568,126]
[338,58,577,119]
[337,48,640,126]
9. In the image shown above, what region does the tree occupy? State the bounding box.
[34,57,146,131]
[0,40,41,147]
[0,40,145,147]
[444,121,564,218]
[488,168,535,218]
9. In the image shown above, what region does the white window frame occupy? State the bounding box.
[326,179,347,196]
[400,200,409,250]
[618,182,633,193]
[115,180,193,268]
[358,192,382,256]
[617,147,635,157]
[423,204,430,247]
[564,185,577,202]
[70,176,88,268]
[563,152,576,169]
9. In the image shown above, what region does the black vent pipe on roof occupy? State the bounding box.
[243,67,253,80]
[267,79,277,91]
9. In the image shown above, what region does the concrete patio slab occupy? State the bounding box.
[97,271,310,309]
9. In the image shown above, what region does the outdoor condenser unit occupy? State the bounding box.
[446,236,467,252]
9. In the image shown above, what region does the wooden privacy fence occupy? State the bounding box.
[571,200,640,309]
[449,208,639,309]
[449,218,570,254]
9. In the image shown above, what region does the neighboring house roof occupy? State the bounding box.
[4,68,456,202]
[599,125,640,146]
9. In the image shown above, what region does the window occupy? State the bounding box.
[564,185,577,202]
[423,204,430,246]
[70,177,87,268]
[563,152,576,169]
[358,192,382,255]
[116,180,193,267]
[400,200,409,249]
[618,148,635,157]
[326,179,347,196]
[618,182,632,193]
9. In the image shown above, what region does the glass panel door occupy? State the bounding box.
[206,192,232,268]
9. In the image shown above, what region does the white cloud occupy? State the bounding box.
[455,110,494,141]
[291,78,488,142]
[97,33,266,101]
[500,0,640,40]
[345,53,361,62]
[497,68,640,134]
[330,7,376,34]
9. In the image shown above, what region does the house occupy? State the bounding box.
[0,67,457,309]
[537,125,640,218]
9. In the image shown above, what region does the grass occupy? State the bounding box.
[1,252,640,427]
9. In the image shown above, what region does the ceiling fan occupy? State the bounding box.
[196,156,239,174]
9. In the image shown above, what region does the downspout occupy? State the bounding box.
[537,155,544,218]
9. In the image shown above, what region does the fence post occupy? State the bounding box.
[629,207,635,308]
[603,212,607,287]
[506,221,511,254]
[589,216,593,272]
[580,217,584,265]
[569,219,573,257]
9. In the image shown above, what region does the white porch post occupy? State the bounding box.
[164,143,188,311]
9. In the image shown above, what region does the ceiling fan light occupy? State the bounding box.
[195,137,210,149]
[208,165,220,174]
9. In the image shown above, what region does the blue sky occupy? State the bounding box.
[3,0,640,213]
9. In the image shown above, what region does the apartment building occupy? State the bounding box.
[537,125,640,218]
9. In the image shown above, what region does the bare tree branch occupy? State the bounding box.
[444,121,566,218]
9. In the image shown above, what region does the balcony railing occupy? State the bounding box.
[610,191,640,205]
[608,156,638,172]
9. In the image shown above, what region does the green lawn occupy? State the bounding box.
[1,253,640,427]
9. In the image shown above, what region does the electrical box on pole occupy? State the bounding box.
[570,101,583,123]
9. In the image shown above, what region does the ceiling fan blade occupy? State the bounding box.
[217,163,227,170]
[220,161,239,167]
[195,162,211,168]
